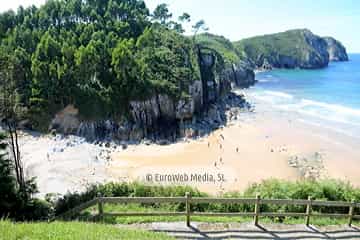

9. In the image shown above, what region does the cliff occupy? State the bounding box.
[234,29,348,70]
[196,33,255,87]
[50,45,255,142]
[323,37,349,61]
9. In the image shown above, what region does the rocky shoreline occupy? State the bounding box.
[49,47,256,143]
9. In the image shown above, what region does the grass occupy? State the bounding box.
[81,203,360,227]
[0,220,174,240]
[55,179,360,227]
[233,29,324,67]
[196,33,241,65]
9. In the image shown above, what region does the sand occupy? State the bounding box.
[108,94,360,195]
[18,91,360,196]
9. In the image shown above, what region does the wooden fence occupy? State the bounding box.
[57,193,360,226]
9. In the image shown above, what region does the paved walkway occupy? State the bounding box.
[118,222,360,239]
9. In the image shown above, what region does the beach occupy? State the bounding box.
[107,90,360,194]
[18,90,360,197]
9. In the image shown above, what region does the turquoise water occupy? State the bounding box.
[249,54,360,138]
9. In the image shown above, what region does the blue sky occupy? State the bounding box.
[1,0,359,52]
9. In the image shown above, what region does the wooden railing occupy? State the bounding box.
[57,193,360,226]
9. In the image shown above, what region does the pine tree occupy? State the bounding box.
[0,132,18,218]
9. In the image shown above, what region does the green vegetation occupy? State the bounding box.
[54,182,205,216]
[0,132,52,221]
[54,179,360,226]
[0,0,200,128]
[196,33,241,65]
[82,203,358,226]
[235,29,309,60]
[234,29,326,68]
[0,220,174,240]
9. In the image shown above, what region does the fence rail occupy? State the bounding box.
[57,193,360,226]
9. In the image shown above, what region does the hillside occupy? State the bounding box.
[0,1,348,143]
[234,29,348,69]
[196,33,241,65]
[0,0,255,142]
[196,33,255,87]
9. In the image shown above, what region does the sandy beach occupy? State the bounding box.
[107,90,360,194]
[19,91,360,196]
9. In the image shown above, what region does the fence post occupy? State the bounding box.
[348,199,355,226]
[305,196,312,226]
[254,194,261,225]
[98,193,104,221]
[185,192,191,227]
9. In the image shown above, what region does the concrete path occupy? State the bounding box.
[118,222,360,239]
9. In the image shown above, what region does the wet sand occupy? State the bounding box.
[19,92,360,196]
[109,96,360,195]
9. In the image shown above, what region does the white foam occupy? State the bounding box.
[300,99,360,117]
[249,90,360,127]
[264,90,294,99]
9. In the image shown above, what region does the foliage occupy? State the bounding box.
[0,132,53,221]
[0,220,174,240]
[196,33,241,65]
[0,0,199,128]
[234,29,324,67]
[136,25,200,100]
[54,179,360,222]
[0,133,18,218]
[54,182,206,216]
[152,3,172,26]
[192,20,209,40]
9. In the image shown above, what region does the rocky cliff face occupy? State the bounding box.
[301,29,329,69]
[235,29,348,70]
[50,48,255,142]
[323,37,349,62]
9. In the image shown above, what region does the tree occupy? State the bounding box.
[0,0,204,131]
[30,31,63,117]
[0,132,18,217]
[111,39,147,106]
[0,51,28,199]
[136,26,199,99]
[152,3,172,26]
[178,12,190,23]
[169,21,184,33]
[192,19,209,40]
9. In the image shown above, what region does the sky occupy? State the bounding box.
[1,0,359,52]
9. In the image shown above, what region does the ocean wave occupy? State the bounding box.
[264,90,294,99]
[297,118,360,140]
[256,75,279,83]
[300,99,360,117]
[249,90,360,126]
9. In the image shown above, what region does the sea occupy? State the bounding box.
[246,54,360,140]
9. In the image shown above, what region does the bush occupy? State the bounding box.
[18,199,54,221]
[54,182,208,216]
[54,179,360,219]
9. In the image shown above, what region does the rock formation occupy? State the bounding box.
[323,37,349,61]
[235,29,348,70]
[50,48,255,142]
